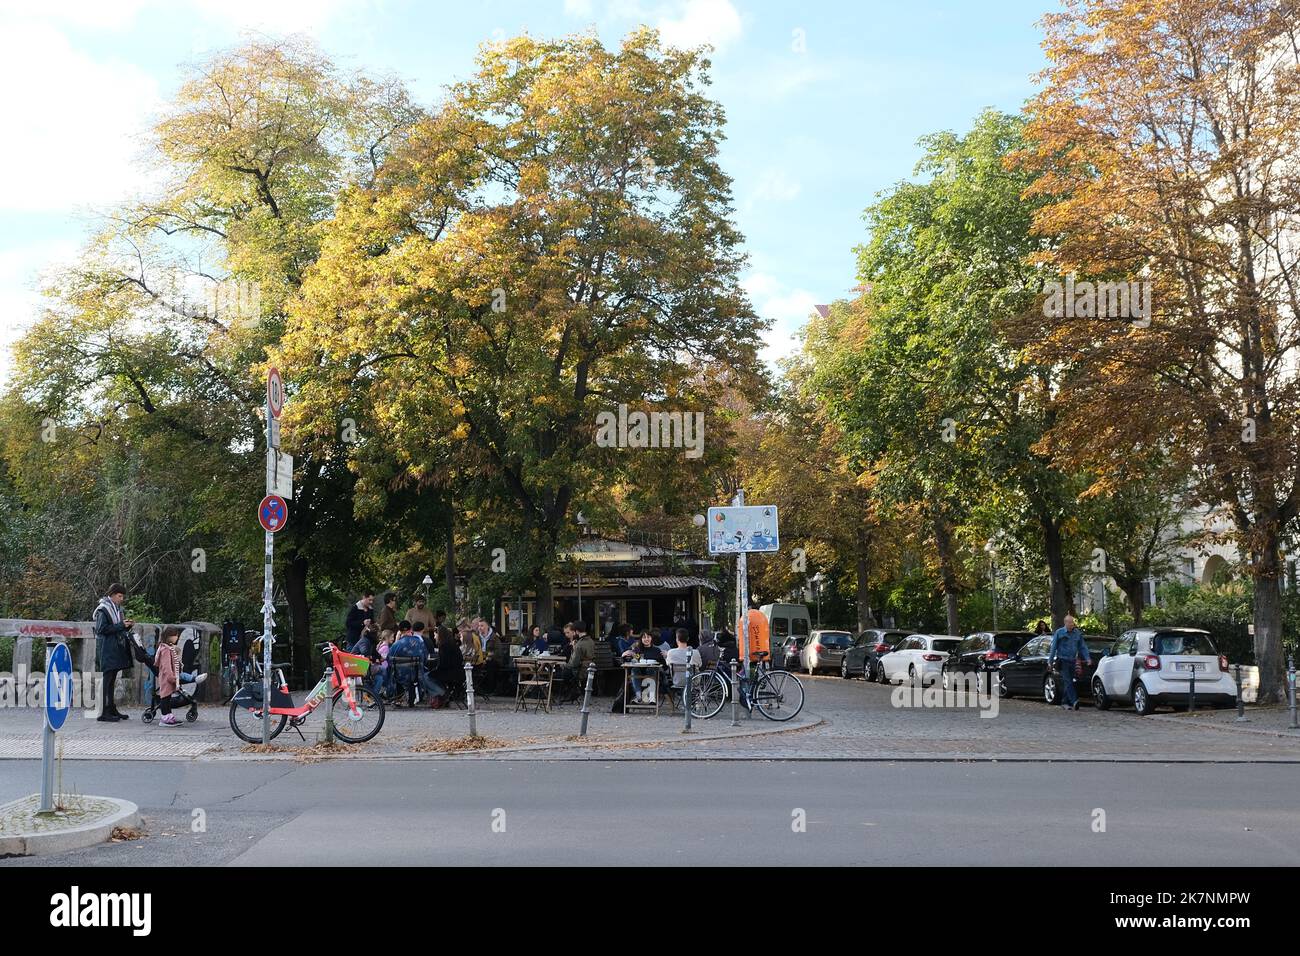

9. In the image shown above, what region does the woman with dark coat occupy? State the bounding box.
[93,583,135,722]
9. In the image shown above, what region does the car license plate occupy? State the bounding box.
[1176,662,1203,672]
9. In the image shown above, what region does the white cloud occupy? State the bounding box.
[743,270,819,368]
[189,0,370,34]
[655,0,742,52]
[747,167,802,207]
[0,20,161,213]
[0,240,80,385]
[572,0,744,53]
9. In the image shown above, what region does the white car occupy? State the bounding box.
[1092,627,1237,716]
[880,634,962,686]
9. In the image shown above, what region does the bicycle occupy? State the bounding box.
[688,652,805,721]
[228,641,385,744]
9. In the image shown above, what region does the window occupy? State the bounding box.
[771,617,789,638]
[792,618,810,637]
[818,632,852,647]
[1154,632,1217,656]
[931,639,962,653]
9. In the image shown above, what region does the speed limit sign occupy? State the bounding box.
[267,367,285,419]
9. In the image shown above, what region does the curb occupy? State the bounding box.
[0,795,139,856]
[1148,712,1300,740]
[211,713,827,760]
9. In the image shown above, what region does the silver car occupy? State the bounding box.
[800,629,854,675]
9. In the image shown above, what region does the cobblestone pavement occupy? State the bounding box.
[466,674,1300,761]
[2,673,1297,761]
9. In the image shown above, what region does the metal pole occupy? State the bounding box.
[990,557,998,632]
[1234,664,1248,722]
[579,662,595,736]
[39,641,54,812]
[1288,655,1297,730]
[322,666,335,744]
[262,531,273,744]
[683,663,694,733]
[729,659,740,727]
[1188,667,1196,714]
[465,661,477,737]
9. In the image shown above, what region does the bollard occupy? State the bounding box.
[682,663,695,733]
[465,662,478,737]
[1234,664,1248,722]
[729,659,740,727]
[579,662,596,737]
[322,667,336,744]
[1188,667,1196,714]
[1289,656,1297,730]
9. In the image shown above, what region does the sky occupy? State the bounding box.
[0,0,1052,382]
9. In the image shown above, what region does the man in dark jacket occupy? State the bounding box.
[93,583,135,722]
[344,592,374,650]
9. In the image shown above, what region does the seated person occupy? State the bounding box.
[433,628,464,697]
[526,624,548,654]
[664,629,703,688]
[388,621,427,705]
[622,630,665,704]
[415,620,437,658]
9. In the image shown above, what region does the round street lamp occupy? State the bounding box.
[811,571,826,628]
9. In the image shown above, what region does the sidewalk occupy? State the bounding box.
[1150,703,1300,739]
[0,698,820,761]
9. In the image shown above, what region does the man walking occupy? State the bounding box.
[1049,614,1090,711]
[93,583,135,722]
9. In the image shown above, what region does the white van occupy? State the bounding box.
[760,603,812,662]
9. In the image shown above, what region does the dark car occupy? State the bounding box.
[941,631,1034,693]
[841,629,912,681]
[997,633,1116,703]
[777,635,806,671]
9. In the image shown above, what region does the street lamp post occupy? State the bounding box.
[811,571,826,628]
[984,538,999,632]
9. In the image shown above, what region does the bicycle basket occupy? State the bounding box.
[336,651,371,678]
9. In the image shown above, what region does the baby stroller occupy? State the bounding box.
[138,628,201,724]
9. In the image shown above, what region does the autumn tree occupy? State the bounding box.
[1022,0,1300,698]
[283,31,763,627]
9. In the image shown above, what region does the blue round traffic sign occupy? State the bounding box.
[259,494,288,533]
[45,642,72,731]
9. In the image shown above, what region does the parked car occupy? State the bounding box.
[842,629,912,680]
[941,631,1034,693]
[997,633,1115,703]
[760,603,812,650]
[1092,627,1236,715]
[880,634,963,686]
[800,629,854,674]
[776,635,807,671]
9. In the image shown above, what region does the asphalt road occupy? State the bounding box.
[3,758,1297,866]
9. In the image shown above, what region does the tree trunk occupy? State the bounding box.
[855,524,875,632]
[1120,579,1146,626]
[534,576,555,631]
[1041,514,1071,628]
[444,514,457,616]
[1252,540,1286,703]
[932,514,961,636]
[284,551,312,690]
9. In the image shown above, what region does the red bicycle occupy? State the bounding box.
[228,642,385,744]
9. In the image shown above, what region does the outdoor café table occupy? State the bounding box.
[622,660,664,714]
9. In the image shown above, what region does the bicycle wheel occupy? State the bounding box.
[330,683,385,743]
[687,671,728,720]
[228,699,287,743]
[753,669,805,721]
